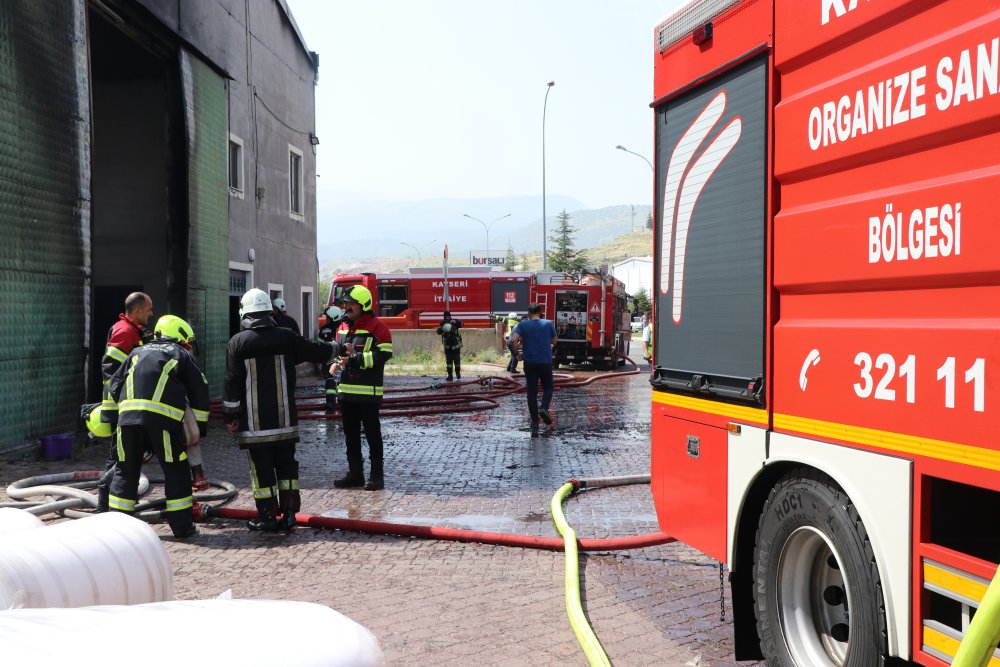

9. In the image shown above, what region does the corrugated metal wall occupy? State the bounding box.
[0,1,90,452]
[181,51,229,392]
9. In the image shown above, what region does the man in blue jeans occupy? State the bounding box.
[509,303,558,434]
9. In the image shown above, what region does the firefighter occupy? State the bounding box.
[105,315,209,539]
[223,288,338,531]
[319,305,346,413]
[272,297,301,335]
[504,312,520,373]
[96,292,154,512]
[332,285,393,491]
[435,310,463,381]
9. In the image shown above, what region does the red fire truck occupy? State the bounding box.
[649,2,999,666]
[323,267,632,367]
[533,269,631,369]
[323,268,534,329]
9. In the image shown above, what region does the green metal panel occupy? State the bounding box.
[0,1,89,453]
[181,52,228,395]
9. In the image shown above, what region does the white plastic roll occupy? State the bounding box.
[0,512,172,610]
[0,508,44,536]
[0,598,385,666]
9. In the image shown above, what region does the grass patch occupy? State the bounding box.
[386,347,504,376]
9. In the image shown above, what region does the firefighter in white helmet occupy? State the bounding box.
[222,288,338,531]
[271,297,301,335]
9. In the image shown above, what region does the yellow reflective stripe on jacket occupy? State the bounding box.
[162,430,173,462]
[338,383,383,396]
[116,427,125,460]
[152,359,178,403]
[362,351,373,368]
[353,329,370,335]
[119,399,185,421]
[108,495,136,512]
[191,408,209,423]
[377,342,393,353]
[165,496,193,511]
[104,345,128,363]
[125,356,139,399]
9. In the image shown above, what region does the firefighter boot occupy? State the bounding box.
[278,489,301,530]
[455,360,461,380]
[247,499,280,532]
[333,454,365,488]
[364,459,384,491]
[96,466,115,513]
[191,464,209,492]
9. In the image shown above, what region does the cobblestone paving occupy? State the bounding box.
[1,365,764,667]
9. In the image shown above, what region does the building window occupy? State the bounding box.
[289,145,303,218]
[229,135,244,198]
[301,287,314,339]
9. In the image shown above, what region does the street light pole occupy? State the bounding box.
[463,213,511,257]
[542,80,555,271]
[615,144,654,171]
[400,242,421,262]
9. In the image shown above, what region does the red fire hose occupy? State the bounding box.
[196,504,673,551]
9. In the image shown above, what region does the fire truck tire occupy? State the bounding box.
[753,469,887,667]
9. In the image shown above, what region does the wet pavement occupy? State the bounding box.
[0,363,763,667]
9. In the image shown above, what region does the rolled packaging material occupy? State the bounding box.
[0,512,172,610]
[0,508,44,536]
[0,599,385,666]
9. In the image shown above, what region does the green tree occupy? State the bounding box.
[504,243,517,271]
[520,252,530,271]
[632,287,651,316]
[318,277,331,310]
[547,209,587,275]
[646,212,653,230]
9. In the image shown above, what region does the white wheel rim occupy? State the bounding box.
[776,526,851,667]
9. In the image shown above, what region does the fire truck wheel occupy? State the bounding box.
[753,469,886,667]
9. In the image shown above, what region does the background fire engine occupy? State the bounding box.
[322,267,632,368]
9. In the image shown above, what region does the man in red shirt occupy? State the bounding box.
[96,292,153,511]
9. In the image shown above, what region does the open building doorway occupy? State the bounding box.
[87,10,187,396]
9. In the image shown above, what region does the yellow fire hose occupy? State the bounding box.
[551,481,612,667]
[953,563,1000,667]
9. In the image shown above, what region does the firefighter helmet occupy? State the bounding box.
[86,406,112,438]
[508,312,517,319]
[154,315,195,344]
[442,323,452,333]
[324,305,345,323]
[272,297,287,313]
[341,285,373,312]
[240,288,272,316]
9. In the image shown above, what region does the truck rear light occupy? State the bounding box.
[693,22,713,45]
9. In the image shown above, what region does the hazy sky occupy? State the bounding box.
[285,1,685,210]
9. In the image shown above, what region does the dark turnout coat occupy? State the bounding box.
[223,315,335,448]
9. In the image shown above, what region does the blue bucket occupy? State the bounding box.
[40,433,74,461]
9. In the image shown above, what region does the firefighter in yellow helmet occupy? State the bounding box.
[105,315,209,538]
[331,284,394,491]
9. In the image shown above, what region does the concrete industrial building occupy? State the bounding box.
[0,0,319,453]
[611,256,653,299]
